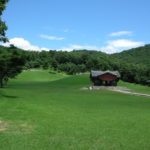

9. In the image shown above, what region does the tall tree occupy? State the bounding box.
[0,0,9,42]
[0,46,26,88]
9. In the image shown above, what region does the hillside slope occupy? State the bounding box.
[111,44,150,66]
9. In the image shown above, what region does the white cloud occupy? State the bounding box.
[107,39,143,47]
[1,37,144,54]
[40,34,64,40]
[61,39,144,54]
[61,44,100,51]
[109,31,133,37]
[2,37,49,51]
[100,39,144,53]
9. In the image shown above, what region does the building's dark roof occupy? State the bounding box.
[91,70,121,78]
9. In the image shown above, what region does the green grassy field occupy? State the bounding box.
[0,70,150,150]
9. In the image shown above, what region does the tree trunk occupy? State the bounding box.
[0,78,4,88]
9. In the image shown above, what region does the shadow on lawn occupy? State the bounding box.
[0,77,81,100]
[7,75,90,90]
[1,95,18,99]
[0,91,18,99]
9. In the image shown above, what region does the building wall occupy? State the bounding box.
[99,73,117,81]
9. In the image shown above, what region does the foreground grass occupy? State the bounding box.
[0,70,150,150]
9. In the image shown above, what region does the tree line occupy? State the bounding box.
[24,48,150,85]
[0,45,150,87]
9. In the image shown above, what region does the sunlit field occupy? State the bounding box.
[0,70,150,150]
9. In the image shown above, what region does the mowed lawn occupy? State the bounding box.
[0,71,150,150]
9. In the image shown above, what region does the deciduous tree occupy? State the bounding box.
[0,0,9,42]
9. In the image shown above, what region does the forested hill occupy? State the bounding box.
[111,44,150,66]
[0,44,150,86]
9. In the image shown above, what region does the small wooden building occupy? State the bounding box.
[90,70,121,86]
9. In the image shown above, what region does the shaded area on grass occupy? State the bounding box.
[0,91,18,99]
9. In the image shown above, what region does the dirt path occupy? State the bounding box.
[111,89,150,98]
[81,86,150,98]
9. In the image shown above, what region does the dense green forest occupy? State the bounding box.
[0,44,150,87]
[111,44,150,66]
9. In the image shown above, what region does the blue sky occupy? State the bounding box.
[2,0,150,53]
